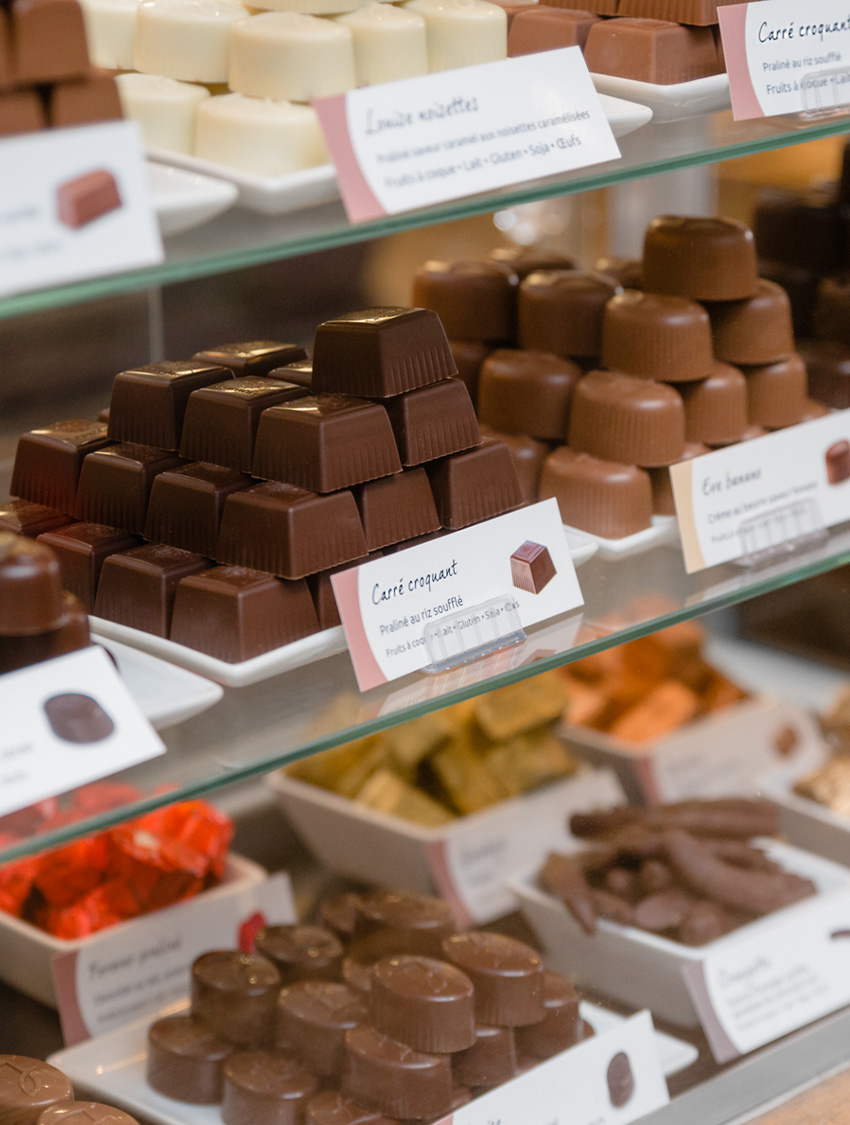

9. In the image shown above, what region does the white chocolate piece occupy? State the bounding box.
[116,73,210,153]
[228,12,355,102]
[403,0,506,71]
[337,2,427,86]
[195,93,330,176]
[79,0,138,70]
[250,0,361,13]
[135,0,249,82]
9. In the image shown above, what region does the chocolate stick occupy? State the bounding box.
[539,852,597,935]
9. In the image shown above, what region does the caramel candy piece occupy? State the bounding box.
[643,216,759,301]
[743,353,808,429]
[518,269,619,358]
[411,261,518,343]
[11,0,89,82]
[383,378,481,466]
[193,341,307,377]
[826,441,850,485]
[109,361,233,450]
[12,420,112,514]
[479,425,548,505]
[217,482,368,579]
[93,544,210,637]
[452,1024,516,1088]
[449,340,490,400]
[179,377,308,471]
[255,924,343,983]
[252,395,401,492]
[508,5,599,53]
[515,971,580,1058]
[584,16,719,83]
[370,955,476,1053]
[0,500,72,539]
[568,369,686,467]
[478,349,581,439]
[144,463,252,557]
[312,308,456,397]
[57,169,122,230]
[680,361,748,445]
[147,1014,232,1104]
[342,1026,452,1122]
[0,90,46,135]
[705,279,795,366]
[539,447,653,538]
[649,441,707,515]
[601,291,714,383]
[801,339,850,408]
[75,443,184,534]
[354,469,441,551]
[192,951,282,1047]
[48,72,123,127]
[0,1057,73,1125]
[426,438,523,528]
[355,889,454,956]
[0,534,64,636]
[170,566,319,660]
[276,982,366,1076]
[38,522,141,610]
[487,245,578,279]
[442,932,544,1027]
[222,1051,317,1125]
[38,1103,139,1125]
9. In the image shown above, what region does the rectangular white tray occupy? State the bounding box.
[96,637,223,728]
[591,72,731,123]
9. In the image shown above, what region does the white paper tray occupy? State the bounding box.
[147,161,238,237]
[591,72,730,123]
[761,774,850,870]
[563,515,678,560]
[96,637,223,728]
[596,92,653,137]
[48,996,696,1125]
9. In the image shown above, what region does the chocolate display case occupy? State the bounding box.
[4,53,850,1125]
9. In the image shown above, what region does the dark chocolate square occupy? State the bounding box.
[94,543,211,637]
[426,439,524,529]
[353,468,441,551]
[384,378,481,466]
[11,419,112,514]
[192,341,307,377]
[108,361,233,450]
[37,521,142,610]
[144,462,252,558]
[75,443,185,534]
[0,499,73,538]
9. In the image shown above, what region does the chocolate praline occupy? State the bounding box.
[539,447,653,539]
[477,349,582,440]
[221,1051,317,1125]
[411,260,518,343]
[38,1102,139,1125]
[370,955,476,1053]
[147,1013,232,1104]
[354,889,455,956]
[568,369,686,467]
[255,924,344,983]
[441,932,544,1027]
[518,270,620,358]
[276,982,366,1077]
[642,215,759,301]
[191,951,282,1047]
[601,290,714,383]
[0,1056,73,1125]
[342,1026,452,1122]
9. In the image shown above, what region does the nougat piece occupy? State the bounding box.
[431,736,506,815]
[485,730,577,797]
[473,671,569,741]
[355,769,455,827]
[382,711,453,774]
[286,735,387,793]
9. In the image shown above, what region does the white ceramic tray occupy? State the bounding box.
[147,150,340,215]
[596,92,653,137]
[0,853,265,1008]
[591,72,731,123]
[761,774,850,870]
[48,997,697,1125]
[96,637,223,727]
[563,515,678,560]
[147,161,238,237]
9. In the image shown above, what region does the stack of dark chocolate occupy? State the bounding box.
[4,309,523,663]
[413,214,822,540]
[147,887,587,1124]
[0,0,122,136]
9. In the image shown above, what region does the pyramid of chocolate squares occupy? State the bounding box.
[5,309,525,663]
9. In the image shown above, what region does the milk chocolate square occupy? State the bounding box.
[94,543,212,637]
[510,541,555,594]
[426,439,524,529]
[108,361,233,450]
[75,443,185,534]
[509,7,601,55]
[193,341,307,377]
[0,11,13,90]
[583,17,720,84]
[353,468,441,551]
[826,440,850,485]
[384,378,481,466]
[12,0,89,83]
[144,463,252,557]
[11,419,112,514]
[38,521,142,610]
[57,169,122,230]
[270,360,313,388]
[48,71,123,127]
[0,89,46,135]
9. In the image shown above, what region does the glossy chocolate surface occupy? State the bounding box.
[354,470,441,551]
[584,16,720,82]
[193,341,308,377]
[0,499,73,538]
[452,1024,516,1088]
[144,463,252,558]
[706,279,795,366]
[342,1026,452,1121]
[743,353,808,429]
[642,215,759,301]
[383,378,480,467]
[510,540,555,594]
[594,256,643,289]
[412,262,518,343]
[509,6,600,54]
[0,1056,73,1125]
[370,956,476,1053]
[568,369,685,467]
[312,308,456,398]
[680,361,748,445]
[305,1091,398,1125]
[319,892,362,940]
[108,362,233,450]
[441,932,544,1027]
[601,290,714,383]
[11,419,111,514]
[37,522,141,611]
[0,590,90,675]
[478,425,548,505]
[355,890,455,956]
[75,444,184,534]
[11,0,89,83]
[478,349,581,439]
[0,534,65,635]
[426,439,523,529]
[538,446,653,538]
[222,1051,317,1125]
[38,1102,139,1125]
[255,924,344,983]
[191,951,282,1047]
[514,971,579,1058]
[276,982,366,1076]
[93,544,210,637]
[518,270,620,358]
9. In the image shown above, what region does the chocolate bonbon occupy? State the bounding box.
[38,1102,139,1125]
[568,369,686,467]
[228,12,356,102]
[147,1012,233,1103]
[11,419,111,514]
[486,245,578,279]
[411,261,517,343]
[354,889,455,956]
[383,378,481,466]
[510,541,555,595]
[680,361,748,445]
[276,982,366,1075]
[0,534,65,636]
[12,0,90,83]
[305,1091,397,1125]
[48,73,122,127]
[508,6,600,54]
[0,1056,73,1125]
[583,17,720,83]
[191,951,282,1047]
[354,470,441,551]
[108,361,232,450]
[0,499,72,539]
[75,443,184,534]
[56,169,121,229]
[642,216,759,301]
[441,932,544,1027]
[193,341,307,377]
[649,441,707,515]
[478,425,547,506]
[369,955,476,1053]
[452,1024,516,1088]
[743,354,808,429]
[37,522,141,610]
[342,1025,452,1121]
[538,447,653,538]
[144,463,252,558]
[426,439,523,529]
[221,1051,317,1125]
[518,270,620,358]
[93,544,210,636]
[601,290,714,383]
[515,972,580,1059]
[255,924,344,982]
[477,350,581,439]
[705,279,794,366]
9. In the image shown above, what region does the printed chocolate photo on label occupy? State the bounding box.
[825,440,850,484]
[43,693,114,744]
[510,540,556,594]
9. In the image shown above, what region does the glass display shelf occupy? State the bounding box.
[3,521,850,863]
[3,108,850,322]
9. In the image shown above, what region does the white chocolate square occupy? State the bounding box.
[337,2,427,86]
[403,0,506,72]
[79,0,139,70]
[116,72,210,153]
[228,12,355,102]
[195,93,330,176]
[135,0,249,83]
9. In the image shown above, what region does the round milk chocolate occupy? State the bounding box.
[487,246,578,279]
[479,425,548,504]
[0,534,64,635]
[649,442,708,515]
[222,1051,317,1125]
[0,1057,73,1125]
[477,349,581,440]
[276,982,366,1076]
[342,1026,452,1121]
[539,447,652,538]
[642,216,759,301]
[568,369,686,467]
[191,951,281,1046]
[354,890,455,956]
[452,1025,516,1088]
[441,932,544,1027]
[594,256,643,289]
[38,1102,138,1125]
[412,261,518,343]
[305,1091,398,1125]
[370,956,476,1053]
[800,339,850,408]
[705,279,794,366]
[680,361,748,445]
[601,290,714,383]
[255,925,343,983]
[518,270,620,358]
[147,1013,232,1104]
[515,973,580,1059]
[743,354,808,429]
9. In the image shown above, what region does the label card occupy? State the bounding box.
[719,0,850,121]
[313,47,620,223]
[332,500,583,691]
[682,888,850,1063]
[0,647,164,818]
[0,120,162,298]
[53,872,296,1045]
[670,409,850,573]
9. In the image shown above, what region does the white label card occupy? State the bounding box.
[313,48,620,223]
[682,889,850,1063]
[332,500,583,691]
[0,120,162,298]
[0,647,164,818]
[719,0,850,121]
[53,872,296,1045]
[670,409,850,573]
